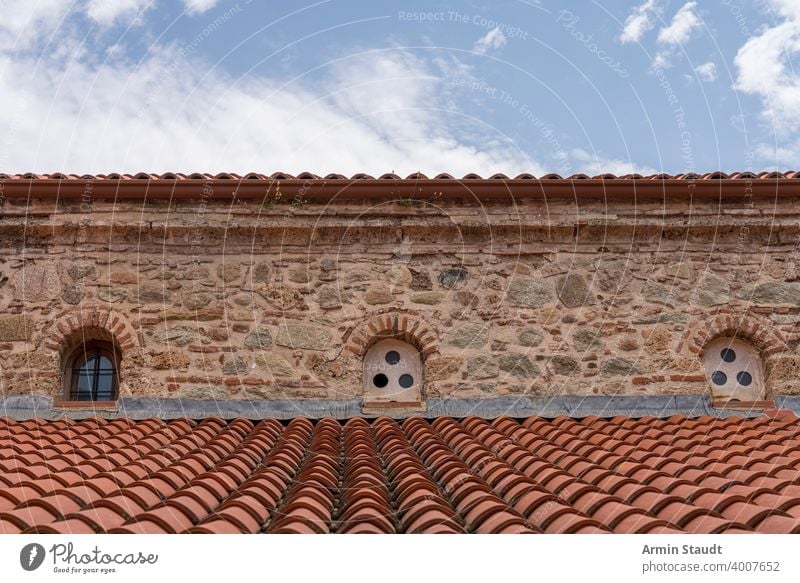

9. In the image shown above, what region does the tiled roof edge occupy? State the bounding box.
[0,395,779,420]
[1,171,799,181]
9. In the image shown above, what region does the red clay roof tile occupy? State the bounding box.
[1,414,800,533]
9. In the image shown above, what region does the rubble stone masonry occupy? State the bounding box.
[1,176,799,414]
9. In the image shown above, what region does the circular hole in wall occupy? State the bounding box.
[720,348,736,363]
[737,371,752,386]
[385,351,400,365]
[373,374,389,388]
[711,371,727,386]
[399,374,414,388]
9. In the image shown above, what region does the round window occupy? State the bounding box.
[363,338,423,401]
[702,337,764,403]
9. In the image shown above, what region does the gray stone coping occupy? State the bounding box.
[0,394,789,421]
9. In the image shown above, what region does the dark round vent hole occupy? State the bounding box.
[373,374,389,388]
[711,371,727,386]
[385,351,400,365]
[399,374,414,388]
[737,371,753,386]
[720,348,736,363]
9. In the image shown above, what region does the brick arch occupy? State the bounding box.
[43,308,142,356]
[344,311,439,360]
[684,311,786,357]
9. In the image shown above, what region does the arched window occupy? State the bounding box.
[363,339,422,404]
[65,341,120,401]
[703,337,764,404]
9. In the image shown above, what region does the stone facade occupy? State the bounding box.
[1,174,799,414]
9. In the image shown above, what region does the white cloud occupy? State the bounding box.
[0,14,534,176]
[0,5,659,177]
[652,51,672,69]
[734,3,800,133]
[649,2,702,69]
[571,148,657,176]
[619,0,661,44]
[472,28,507,55]
[0,0,73,49]
[183,0,219,14]
[85,0,154,27]
[657,2,701,45]
[732,1,800,165]
[695,61,718,82]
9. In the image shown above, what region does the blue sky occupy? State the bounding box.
[1,0,797,175]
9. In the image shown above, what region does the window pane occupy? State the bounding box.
[97,356,114,372]
[80,356,98,373]
[70,350,117,401]
[96,372,114,393]
[77,371,94,391]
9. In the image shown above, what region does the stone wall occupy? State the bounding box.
[1,191,799,412]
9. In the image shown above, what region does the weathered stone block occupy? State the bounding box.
[244,327,273,349]
[255,353,295,376]
[223,356,250,374]
[556,273,593,308]
[0,314,34,341]
[218,263,243,283]
[426,356,462,380]
[110,272,137,284]
[767,355,800,381]
[498,353,539,378]
[665,262,694,280]
[506,277,553,308]
[275,324,331,351]
[447,323,489,349]
[454,291,479,307]
[642,281,680,308]
[410,291,444,305]
[258,285,307,310]
[691,273,730,307]
[150,350,190,370]
[548,355,579,375]
[388,265,412,289]
[155,325,196,346]
[182,289,216,310]
[410,268,432,291]
[61,284,85,305]
[467,355,499,379]
[98,287,127,303]
[438,268,469,290]
[12,264,60,302]
[315,286,342,309]
[133,281,169,304]
[177,385,228,400]
[68,263,97,282]
[288,269,311,283]
[251,263,271,283]
[595,264,632,294]
[364,286,393,305]
[601,356,639,376]
[738,282,800,305]
[573,327,603,351]
[518,327,545,347]
[643,326,674,353]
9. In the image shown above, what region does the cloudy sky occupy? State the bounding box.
[0,0,796,176]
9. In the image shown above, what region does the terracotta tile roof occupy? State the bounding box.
[1,414,799,534]
[1,171,799,181]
